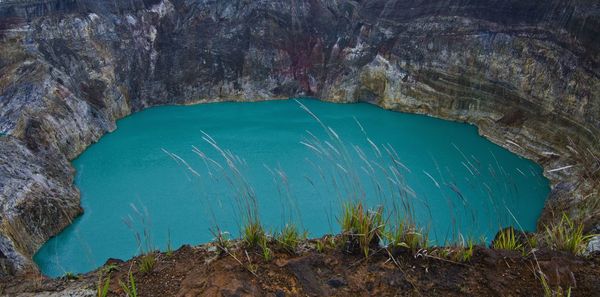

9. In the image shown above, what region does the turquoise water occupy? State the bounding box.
[34,99,549,277]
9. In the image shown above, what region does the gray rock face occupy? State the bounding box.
[0,0,599,276]
[588,236,600,255]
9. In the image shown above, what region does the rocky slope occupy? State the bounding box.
[0,0,599,276]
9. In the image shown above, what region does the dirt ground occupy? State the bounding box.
[2,239,600,296]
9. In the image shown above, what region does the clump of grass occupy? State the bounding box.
[275,224,307,254]
[384,217,428,253]
[244,250,259,275]
[102,263,119,274]
[96,271,111,297]
[63,271,79,280]
[138,253,156,274]
[526,234,539,250]
[246,263,258,275]
[462,240,475,262]
[315,240,325,253]
[429,236,475,262]
[166,229,174,257]
[539,271,572,297]
[119,271,138,297]
[454,238,475,262]
[314,235,337,253]
[124,203,157,273]
[542,213,595,255]
[339,201,385,257]
[492,227,523,251]
[434,248,451,259]
[327,235,339,249]
[339,202,357,236]
[210,227,232,253]
[258,234,273,262]
[242,218,266,248]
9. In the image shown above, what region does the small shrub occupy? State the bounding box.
[492,227,523,251]
[138,253,156,274]
[119,271,138,297]
[543,213,595,255]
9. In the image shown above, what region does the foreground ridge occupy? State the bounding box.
[2,236,600,296]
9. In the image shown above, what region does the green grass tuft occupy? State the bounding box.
[242,218,266,248]
[275,224,307,254]
[96,271,111,297]
[543,213,595,255]
[63,271,80,280]
[384,217,428,253]
[454,238,475,262]
[102,263,119,274]
[138,254,156,274]
[210,227,232,253]
[315,240,325,253]
[259,234,273,262]
[492,228,523,251]
[339,202,385,258]
[539,271,572,297]
[166,229,174,257]
[119,271,138,297]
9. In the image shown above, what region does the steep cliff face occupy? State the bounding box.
[0,0,598,276]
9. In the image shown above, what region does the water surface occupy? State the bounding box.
[35,99,549,276]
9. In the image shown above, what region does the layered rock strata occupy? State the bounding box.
[0,0,598,276]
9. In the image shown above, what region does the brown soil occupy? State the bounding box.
[2,239,600,296]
